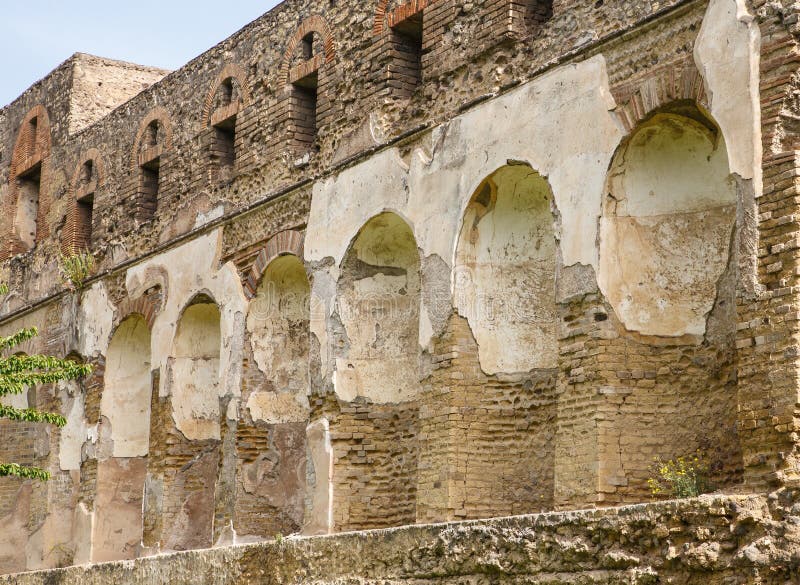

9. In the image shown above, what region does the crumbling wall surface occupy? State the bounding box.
[124,230,248,550]
[67,54,169,135]
[236,254,310,539]
[4,491,800,585]
[0,0,796,574]
[0,0,694,309]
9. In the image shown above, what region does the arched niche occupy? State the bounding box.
[246,254,310,422]
[93,314,152,562]
[0,353,31,410]
[336,212,421,403]
[598,105,737,337]
[455,164,558,374]
[171,298,222,441]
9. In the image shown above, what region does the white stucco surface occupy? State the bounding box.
[78,283,114,357]
[694,0,761,187]
[126,229,247,441]
[100,315,152,458]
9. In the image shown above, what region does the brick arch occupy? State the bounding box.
[610,58,708,135]
[2,105,53,259]
[130,107,174,172]
[114,295,160,330]
[243,230,305,298]
[201,63,251,127]
[11,338,38,357]
[70,148,106,191]
[62,148,106,254]
[279,15,336,86]
[373,0,436,36]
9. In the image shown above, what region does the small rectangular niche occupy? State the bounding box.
[211,115,236,180]
[509,0,553,35]
[388,11,423,97]
[26,117,38,158]
[15,163,41,250]
[137,158,160,222]
[75,193,94,250]
[290,71,319,153]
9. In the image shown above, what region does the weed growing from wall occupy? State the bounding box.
[647,452,714,499]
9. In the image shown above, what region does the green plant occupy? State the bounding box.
[58,251,95,290]
[0,283,92,481]
[647,451,714,499]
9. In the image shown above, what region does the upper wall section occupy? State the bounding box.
[68,54,170,134]
[0,0,720,313]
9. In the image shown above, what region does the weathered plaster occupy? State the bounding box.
[246,392,308,424]
[100,315,151,457]
[0,485,30,573]
[307,57,623,376]
[308,264,336,383]
[92,458,147,562]
[335,212,421,403]
[694,0,761,188]
[171,302,222,441]
[77,283,114,358]
[307,56,621,274]
[126,229,247,439]
[304,418,333,535]
[598,113,736,337]
[454,165,558,374]
[58,382,86,471]
[246,255,310,423]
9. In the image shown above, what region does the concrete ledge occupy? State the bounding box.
[4,490,800,584]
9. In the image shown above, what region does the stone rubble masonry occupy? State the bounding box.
[0,0,799,581]
[3,490,800,584]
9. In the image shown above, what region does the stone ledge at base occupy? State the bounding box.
[4,491,800,585]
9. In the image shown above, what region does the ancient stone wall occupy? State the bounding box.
[4,490,800,584]
[0,0,798,579]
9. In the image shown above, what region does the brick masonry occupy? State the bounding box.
[0,0,798,580]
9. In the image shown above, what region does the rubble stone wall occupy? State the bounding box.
[0,0,799,579]
[4,490,800,584]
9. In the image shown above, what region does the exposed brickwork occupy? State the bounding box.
[279,15,336,86]
[242,229,305,298]
[2,105,52,260]
[113,293,160,330]
[417,314,557,522]
[728,1,800,494]
[610,56,708,133]
[201,64,252,127]
[311,395,419,531]
[62,148,105,254]
[128,108,173,224]
[1,0,799,579]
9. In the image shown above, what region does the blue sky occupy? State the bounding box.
[1,1,283,107]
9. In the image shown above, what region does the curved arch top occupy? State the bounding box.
[201,63,251,127]
[373,0,435,36]
[598,105,736,338]
[610,58,709,136]
[244,230,305,298]
[9,105,52,178]
[130,107,173,172]
[70,148,106,194]
[279,14,336,86]
[2,105,54,259]
[114,295,161,330]
[454,163,558,374]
